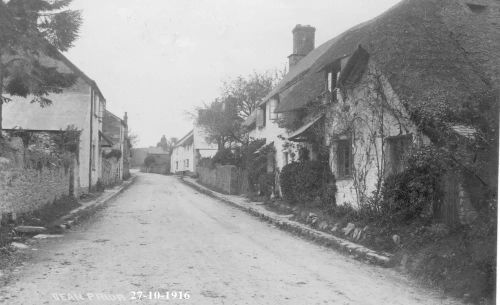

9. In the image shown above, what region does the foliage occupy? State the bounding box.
[246,140,274,194]
[257,172,275,197]
[56,125,80,155]
[144,155,156,167]
[156,135,177,154]
[0,0,82,129]
[211,148,239,166]
[280,160,336,205]
[127,131,139,148]
[196,70,284,149]
[103,149,122,160]
[221,69,285,118]
[379,146,451,223]
[196,99,243,150]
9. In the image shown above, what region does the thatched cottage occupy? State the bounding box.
[246,0,499,225]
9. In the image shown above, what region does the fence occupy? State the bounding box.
[197,165,243,194]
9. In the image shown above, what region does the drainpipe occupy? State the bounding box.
[89,88,94,192]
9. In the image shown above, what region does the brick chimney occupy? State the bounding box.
[288,24,315,68]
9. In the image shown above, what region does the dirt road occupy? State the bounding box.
[0,173,462,304]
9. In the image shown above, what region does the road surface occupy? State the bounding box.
[0,173,461,305]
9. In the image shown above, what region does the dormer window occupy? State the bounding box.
[324,64,340,103]
[269,97,279,121]
[257,105,266,128]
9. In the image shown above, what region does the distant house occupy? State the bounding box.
[144,151,170,174]
[131,147,166,168]
[246,0,499,225]
[101,110,130,185]
[171,127,217,174]
[4,51,107,195]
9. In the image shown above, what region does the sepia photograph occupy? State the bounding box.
[0,0,498,304]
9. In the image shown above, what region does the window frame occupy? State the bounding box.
[269,97,279,121]
[384,134,413,176]
[336,138,353,179]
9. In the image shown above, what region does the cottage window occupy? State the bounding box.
[186,159,189,168]
[257,106,266,128]
[336,139,352,178]
[269,97,279,120]
[385,134,412,175]
[283,151,289,165]
[176,161,178,170]
[325,67,340,103]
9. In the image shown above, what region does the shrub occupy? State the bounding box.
[198,157,214,169]
[258,172,275,197]
[103,149,122,159]
[380,146,449,223]
[144,155,156,167]
[280,160,336,205]
[211,148,238,166]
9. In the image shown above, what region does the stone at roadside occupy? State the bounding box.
[331,224,339,233]
[353,228,363,241]
[33,234,64,239]
[343,223,355,236]
[14,226,47,234]
[307,213,318,225]
[300,211,308,220]
[392,234,401,245]
[400,254,409,270]
[11,242,29,249]
[318,221,329,231]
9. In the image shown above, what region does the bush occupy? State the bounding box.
[211,148,239,166]
[380,146,449,223]
[258,172,275,197]
[103,149,122,159]
[280,160,336,205]
[144,155,156,167]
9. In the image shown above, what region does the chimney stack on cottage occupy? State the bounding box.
[288,24,315,68]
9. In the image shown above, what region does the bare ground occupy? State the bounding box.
[0,173,465,304]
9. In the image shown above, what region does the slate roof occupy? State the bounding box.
[273,0,499,120]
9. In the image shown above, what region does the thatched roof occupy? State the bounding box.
[274,0,499,120]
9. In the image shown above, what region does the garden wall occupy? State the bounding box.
[196,165,239,194]
[102,157,121,186]
[0,133,77,217]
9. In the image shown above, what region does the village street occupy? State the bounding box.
[0,173,462,305]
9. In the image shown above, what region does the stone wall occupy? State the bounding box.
[0,160,71,215]
[197,165,239,195]
[102,157,121,186]
[0,133,76,216]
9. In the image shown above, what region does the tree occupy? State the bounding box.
[127,131,139,148]
[196,70,284,150]
[0,0,83,130]
[157,135,168,151]
[196,98,243,150]
[221,69,285,119]
[156,135,178,154]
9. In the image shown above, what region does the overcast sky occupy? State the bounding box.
[66,0,399,147]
